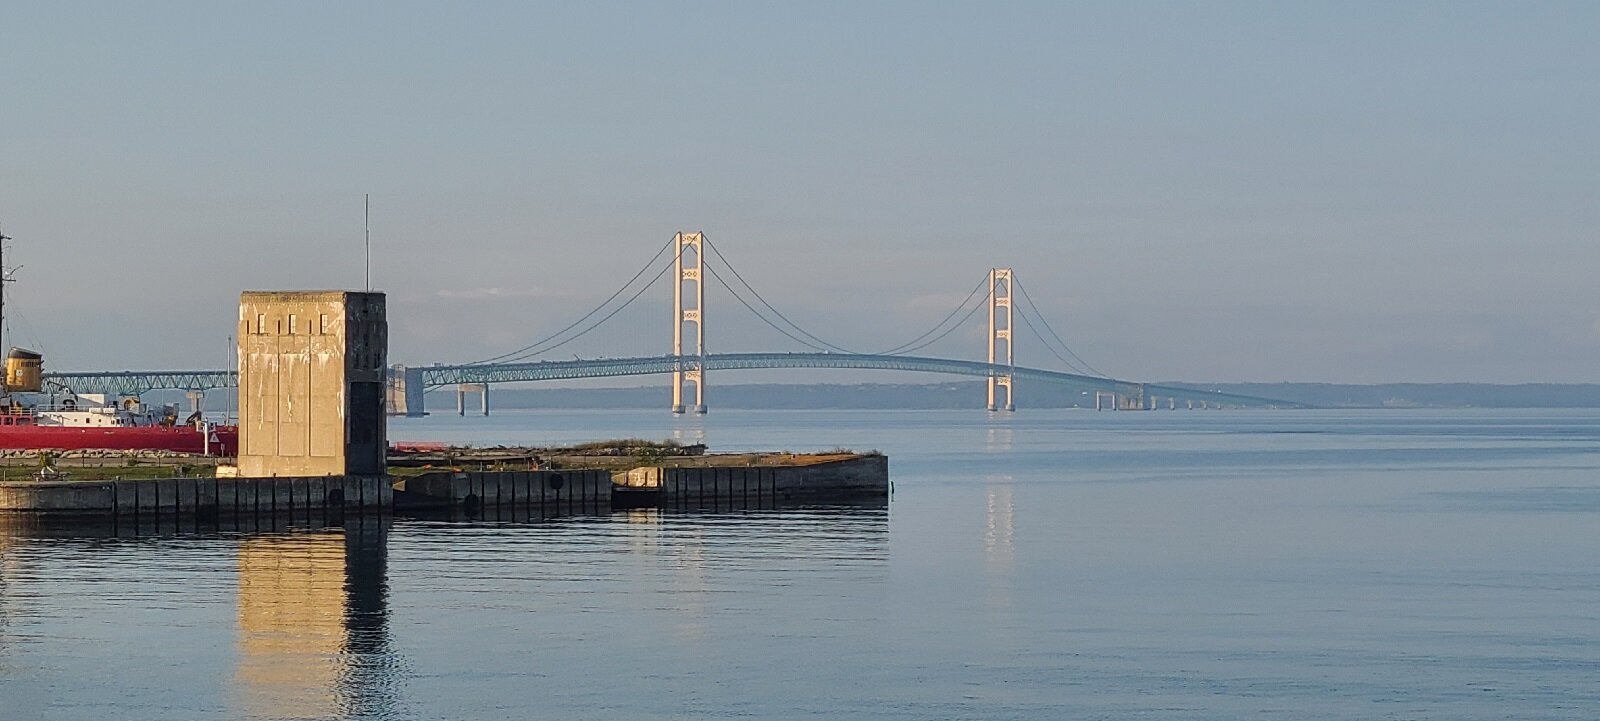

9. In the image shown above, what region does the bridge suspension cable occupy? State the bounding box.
[491,262,672,365]
[878,273,991,355]
[469,232,1103,384]
[469,235,677,365]
[883,281,992,356]
[701,261,836,353]
[1012,306,1093,376]
[700,236,857,354]
[1011,276,1105,378]
[703,236,1008,359]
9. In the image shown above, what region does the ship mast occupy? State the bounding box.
[0,227,19,397]
[0,225,8,357]
[0,225,8,399]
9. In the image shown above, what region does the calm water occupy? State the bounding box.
[2,408,1599,720]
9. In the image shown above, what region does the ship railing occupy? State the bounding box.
[21,403,119,414]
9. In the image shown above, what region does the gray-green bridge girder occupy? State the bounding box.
[44,353,1306,409]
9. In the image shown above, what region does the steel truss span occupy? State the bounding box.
[41,370,239,396]
[44,353,1303,408]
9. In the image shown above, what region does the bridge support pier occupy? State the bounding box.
[457,383,488,416]
[671,367,706,415]
[387,365,428,417]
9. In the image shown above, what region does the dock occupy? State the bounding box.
[0,452,888,518]
[0,474,391,517]
[0,291,890,522]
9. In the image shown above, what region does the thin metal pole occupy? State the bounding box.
[364,194,371,291]
[0,224,7,356]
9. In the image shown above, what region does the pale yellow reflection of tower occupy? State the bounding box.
[626,508,661,556]
[234,531,350,719]
[669,424,706,449]
[670,526,710,643]
[984,475,1016,610]
[985,425,1014,453]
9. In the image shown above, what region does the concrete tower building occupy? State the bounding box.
[236,291,387,478]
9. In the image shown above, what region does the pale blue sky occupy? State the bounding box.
[2,2,1596,382]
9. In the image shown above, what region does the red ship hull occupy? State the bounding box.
[0,425,238,455]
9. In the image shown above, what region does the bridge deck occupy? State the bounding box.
[44,353,1306,408]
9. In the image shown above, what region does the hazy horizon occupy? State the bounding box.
[3,2,1596,384]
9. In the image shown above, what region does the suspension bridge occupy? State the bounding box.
[43,232,1304,413]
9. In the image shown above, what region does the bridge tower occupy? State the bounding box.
[671,232,707,414]
[987,267,1015,411]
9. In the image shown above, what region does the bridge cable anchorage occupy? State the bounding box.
[1012,276,1105,378]
[488,260,674,365]
[700,236,857,354]
[469,234,678,365]
[877,273,991,355]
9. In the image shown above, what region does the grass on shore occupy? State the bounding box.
[0,459,221,482]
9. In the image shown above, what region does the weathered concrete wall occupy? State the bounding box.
[392,469,611,514]
[0,475,390,516]
[655,454,888,507]
[237,291,387,478]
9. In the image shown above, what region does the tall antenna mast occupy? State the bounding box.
[364,194,371,291]
[0,224,9,354]
[0,225,9,397]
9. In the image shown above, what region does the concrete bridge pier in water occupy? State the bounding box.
[385,365,428,418]
[1093,387,1148,411]
[456,384,488,416]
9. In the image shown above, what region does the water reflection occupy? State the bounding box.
[234,517,396,721]
[669,421,707,447]
[1,503,889,721]
[984,475,1015,610]
[625,508,661,556]
[985,425,1014,453]
[0,514,397,721]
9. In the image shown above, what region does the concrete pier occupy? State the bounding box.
[0,475,391,517]
[392,469,610,515]
[1,455,889,518]
[616,454,889,509]
[0,507,390,546]
[456,383,489,416]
